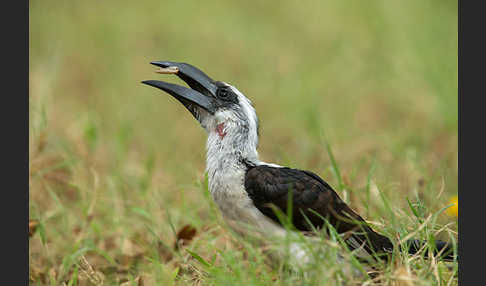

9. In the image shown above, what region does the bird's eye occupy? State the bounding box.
[218,88,229,98]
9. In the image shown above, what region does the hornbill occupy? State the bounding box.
[142,61,455,264]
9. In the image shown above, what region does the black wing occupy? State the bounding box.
[244,165,393,256]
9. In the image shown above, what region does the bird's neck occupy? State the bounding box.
[205,120,259,183]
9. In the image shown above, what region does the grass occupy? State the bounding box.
[29,0,457,285]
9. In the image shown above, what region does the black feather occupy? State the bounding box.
[244,165,393,259]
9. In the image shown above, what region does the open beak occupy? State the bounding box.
[142,61,218,118]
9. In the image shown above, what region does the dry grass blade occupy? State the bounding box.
[398,214,432,245]
[77,255,104,286]
[392,266,416,286]
[120,276,144,286]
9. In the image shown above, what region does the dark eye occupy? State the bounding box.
[217,88,229,98]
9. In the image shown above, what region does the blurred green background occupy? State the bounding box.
[29,0,457,284]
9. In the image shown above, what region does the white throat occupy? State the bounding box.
[205,113,259,183]
[204,86,260,185]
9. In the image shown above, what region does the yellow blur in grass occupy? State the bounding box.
[446,196,458,217]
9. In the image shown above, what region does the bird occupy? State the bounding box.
[142,61,455,265]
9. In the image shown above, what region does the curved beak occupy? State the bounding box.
[142,61,218,118]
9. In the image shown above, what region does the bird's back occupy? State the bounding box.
[244,164,394,259]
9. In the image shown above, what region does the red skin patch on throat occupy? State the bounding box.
[216,123,226,139]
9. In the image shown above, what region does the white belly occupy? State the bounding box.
[208,169,286,237]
